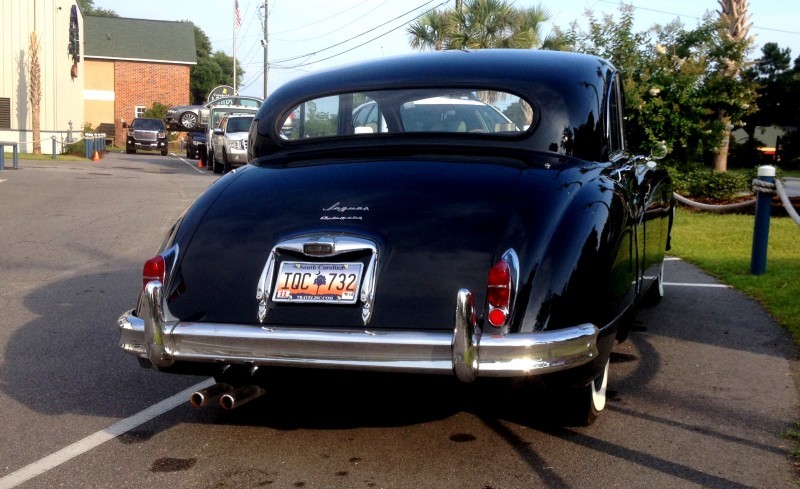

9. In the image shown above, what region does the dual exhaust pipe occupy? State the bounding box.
[190,382,265,410]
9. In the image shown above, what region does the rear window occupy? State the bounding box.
[227,117,254,133]
[280,89,533,141]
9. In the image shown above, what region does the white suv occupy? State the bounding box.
[209,113,255,173]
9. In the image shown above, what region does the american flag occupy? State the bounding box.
[234,0,243,29]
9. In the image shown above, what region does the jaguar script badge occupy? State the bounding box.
[320,202,369,221]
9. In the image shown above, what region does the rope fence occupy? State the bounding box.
[675,176,800,227]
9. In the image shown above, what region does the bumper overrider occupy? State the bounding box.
[119,283,599,383]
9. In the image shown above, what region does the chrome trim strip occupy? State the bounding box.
[502,248,520,314]
[256,234,379,325]
[120,285,599,380]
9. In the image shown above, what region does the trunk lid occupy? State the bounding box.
[169,159,529,330]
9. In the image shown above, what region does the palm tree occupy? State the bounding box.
[714,0,752,172]
[407,0,551,51]
[407,10,454,51]
[514,6,552,48]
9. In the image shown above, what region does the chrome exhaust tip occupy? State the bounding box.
[189,383,234,408]
[220,384,265,410]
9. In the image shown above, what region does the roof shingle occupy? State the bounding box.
[84,15,197,65]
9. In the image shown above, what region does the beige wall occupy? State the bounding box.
[0,0,85,151]
[84,59,114,130]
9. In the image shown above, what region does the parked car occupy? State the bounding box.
[204,107,258,172]
[118,49,674,425]
[209,113,254,173]
[185,131,206,159]
[166,97,263,131]
[352,96,519,133]
[165,105,202,130]
[123,117,167,155]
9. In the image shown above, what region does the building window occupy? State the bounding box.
[0,98,10,129]
[135,106,146,119]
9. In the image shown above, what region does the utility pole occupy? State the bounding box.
[263,0,269,99]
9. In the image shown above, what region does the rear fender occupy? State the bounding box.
[518,174,634,338]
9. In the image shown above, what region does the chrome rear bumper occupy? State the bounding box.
[119,283,599,383]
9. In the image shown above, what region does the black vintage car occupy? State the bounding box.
[119,49,674,425]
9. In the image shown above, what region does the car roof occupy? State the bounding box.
[264,49,612,105]
[251,49,617,163]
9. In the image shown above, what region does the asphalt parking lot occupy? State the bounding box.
[0,153,797,488]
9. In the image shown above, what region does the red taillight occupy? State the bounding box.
[487,259,512,327]
[142,255,165,290]
[488,308,507,326]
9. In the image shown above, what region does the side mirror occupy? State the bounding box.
[213,128,224,135]
[650,141,668,160]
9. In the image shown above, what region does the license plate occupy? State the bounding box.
[272,262,363,304]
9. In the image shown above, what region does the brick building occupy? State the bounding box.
[83,15,196,147]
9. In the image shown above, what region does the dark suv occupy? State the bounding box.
[124,118,168,156]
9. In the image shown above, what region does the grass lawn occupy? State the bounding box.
[3,151,88,162]
[670,208,800,343]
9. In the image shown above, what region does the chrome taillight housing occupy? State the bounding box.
[140,240,180,293]
[486,249,519,328]
[142,255,165,290]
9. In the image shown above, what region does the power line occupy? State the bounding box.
[271,0,391,43]
[270,0,372,36]
[270,0,446,66]
[596,0,800,36]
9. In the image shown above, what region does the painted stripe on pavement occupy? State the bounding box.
[0,378,214,489]
[664,282,731,288]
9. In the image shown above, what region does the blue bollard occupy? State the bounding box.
[750,165,775,275]
[52,137,56,159]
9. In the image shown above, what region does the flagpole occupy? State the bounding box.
[233,0,237,94]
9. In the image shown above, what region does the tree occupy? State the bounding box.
[741,43,800,165]
[77,0,118,17]
[713,0,754,171]
[188,24,245,104]
[142,102,171,121]
[561,5,757,169]
[28,32,41,155]
[407,10,453,51]
[212,51,244,89]
[742,43,798,134]
[407,0,551,51]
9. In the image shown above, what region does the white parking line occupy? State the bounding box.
[173,153,206,174]
[0,378,214,489]
[663,257,731,288]
[664,282,731,288]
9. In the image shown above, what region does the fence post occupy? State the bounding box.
[750,165,775,275]
[52,136,56,159]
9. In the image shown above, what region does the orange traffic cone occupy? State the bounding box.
[92,150,101,161]
[198,156,204,169]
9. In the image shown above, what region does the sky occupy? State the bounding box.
[96,0,800,99]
